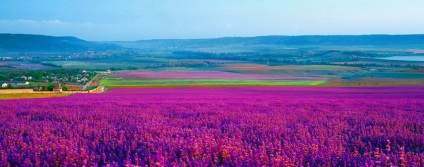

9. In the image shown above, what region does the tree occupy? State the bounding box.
[6,84,12,89]
[47,84,55,91]
[127,66,138,70]
[62,86,68,91]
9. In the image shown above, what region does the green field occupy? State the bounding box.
[101,78,325,87]
[45,61,140,69]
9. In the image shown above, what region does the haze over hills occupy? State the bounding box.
[2,34,424,52]
[113,34,424,50]
[0,34,122,52]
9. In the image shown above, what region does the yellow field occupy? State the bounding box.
[325,78,424,86]
[0,93,70,100]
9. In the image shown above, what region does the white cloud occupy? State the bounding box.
[1,19,68,26]
[42,19,64,24]
[0,19,94,27]
[0,19,96,39]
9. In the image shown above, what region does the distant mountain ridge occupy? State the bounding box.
[0,34,122,52]
[2,34,424,52]
[114,34,424,49]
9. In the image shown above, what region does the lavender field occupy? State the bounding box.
[1,87,424,166]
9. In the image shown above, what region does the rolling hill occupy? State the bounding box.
[0,34,122,52]
[113,34,424,50]
[2,34,424,52]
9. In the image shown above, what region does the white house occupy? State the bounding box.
[81,77,88,82]
[16,81,29,86]
[1,81,29,87]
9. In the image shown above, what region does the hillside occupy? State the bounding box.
[113,34,424,50]
[0,34,122,52]
[3,34,424,52]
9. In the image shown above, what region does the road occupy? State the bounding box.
[82,74,105,90]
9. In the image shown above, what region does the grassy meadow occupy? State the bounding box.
[100,78,325,87]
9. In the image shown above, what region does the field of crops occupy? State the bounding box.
[101,78,325,87]
[113,71,324,80]
[0,93,69,100]
[104,71,326,87]
[0,86,423,166]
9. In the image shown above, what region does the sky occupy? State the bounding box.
[0,0,423,41]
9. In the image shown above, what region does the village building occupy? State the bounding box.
[53,87,62,92]
[19,81,29,85]
[53,81,62,92]
[1,81,29,88]
[1,81,29,86]
[37,84,50,91]
[0,57,12,60]
[81,77,88,83]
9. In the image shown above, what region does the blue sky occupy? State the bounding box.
[0,0,423,41]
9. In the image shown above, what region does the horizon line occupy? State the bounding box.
[1,33,424,42]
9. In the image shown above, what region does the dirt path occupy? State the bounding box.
[82,74,107,90]
[82,74,99,90]
[89,86,107,93]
